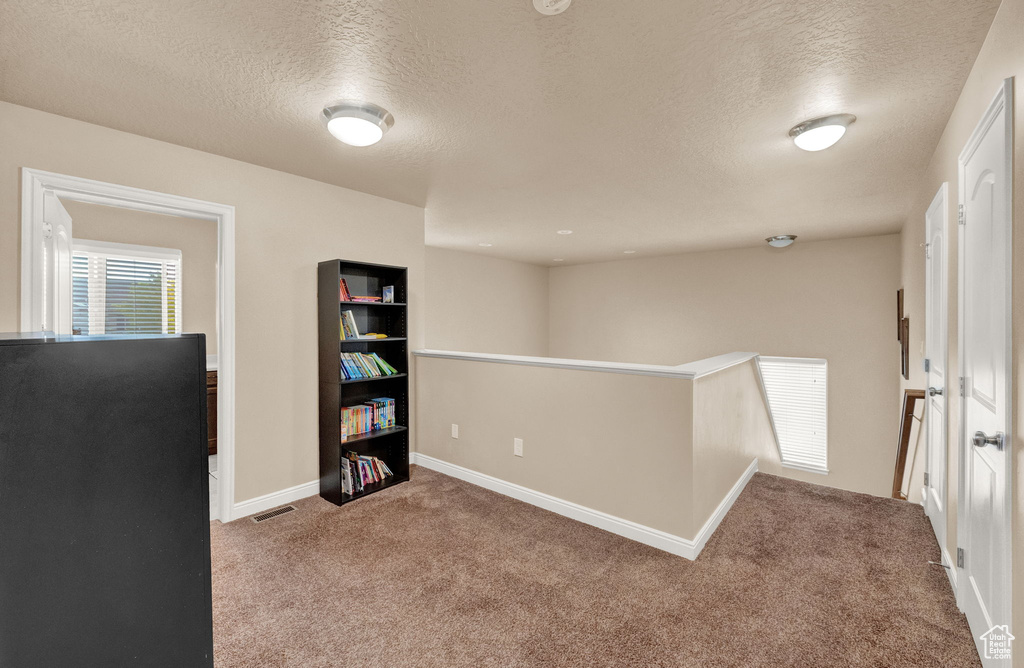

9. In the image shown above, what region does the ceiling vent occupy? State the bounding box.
[534,0,571,16]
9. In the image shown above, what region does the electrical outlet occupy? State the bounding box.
[514,438,523,457]
[451,424,459,439]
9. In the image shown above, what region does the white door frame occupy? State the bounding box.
[955,79,1013,637]
[20,168,238,523]
[924,181,951,578]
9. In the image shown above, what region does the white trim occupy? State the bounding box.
[20,168,238,523]
[412,349,759,381]
[72,238,182,262]
[231,480,320,521]
[410,452,758,561]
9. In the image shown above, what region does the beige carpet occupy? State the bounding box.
[210,466,979,667]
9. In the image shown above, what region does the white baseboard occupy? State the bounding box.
[410,453,758,561]
[690,458,760,556]
[230,479,320,521]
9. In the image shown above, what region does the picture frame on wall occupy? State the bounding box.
[897,288,904,341]
[900,317,910,380]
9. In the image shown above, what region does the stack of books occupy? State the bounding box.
[340,450,394,495]
[340,397,397,441]
[340,352,399,380]
[339,278,383,303]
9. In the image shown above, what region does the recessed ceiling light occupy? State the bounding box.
[623,250,636,254]
[789,114,856,151]
[478,243,493,247]
[557,230,573,235]
[321,101,394,147]
[766,235,797,248]
[553,258,564,262]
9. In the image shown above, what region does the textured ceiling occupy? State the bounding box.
[0,0,1000,265]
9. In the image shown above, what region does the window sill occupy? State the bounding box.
[781,461,829,475]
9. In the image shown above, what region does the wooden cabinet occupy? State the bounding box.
[207,370,217,455]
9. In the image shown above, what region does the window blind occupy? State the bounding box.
[758,356,828,472]
[71,240,181,336]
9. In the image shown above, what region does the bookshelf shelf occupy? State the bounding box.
[339,301,407,307]
[338,373,408,385]
[340,337,407,343]
[341,425,408,445]
[318,259,410,506]
[342,474,409,501]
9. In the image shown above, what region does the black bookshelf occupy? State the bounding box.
[318,259,409,505]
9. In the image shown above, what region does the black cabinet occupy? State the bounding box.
[0,333,214,667]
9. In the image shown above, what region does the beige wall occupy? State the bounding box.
[897,0,1024,656]
[63,200,219,354]
[549,235,901,498]
[692,360,781,526]
[425,247,549,356]
[0,101,426,504]
[415,356,696,537]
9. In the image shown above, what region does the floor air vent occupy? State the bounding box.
[251,505,296,523]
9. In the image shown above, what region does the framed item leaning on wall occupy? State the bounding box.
[896,288,904,340]
[900,317,910,380]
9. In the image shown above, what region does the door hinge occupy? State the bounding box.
[924,358,930,373]
[959,377,965,396]
[924,472,929,486]
[958,204,965,226]
[924,242,931,259]
[41,222,53,239]
[957,547,965,568]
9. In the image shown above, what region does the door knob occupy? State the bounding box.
[972,431,1004,450]
[928,387,943,396]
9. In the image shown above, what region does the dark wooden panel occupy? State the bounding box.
[0,335,213,667]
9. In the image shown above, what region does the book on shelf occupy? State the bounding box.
[340,310,361,339]
[350,295,381,302]
[339,278,353,302]
[340,450,394,495]
[340,398,396,440]
[339,352,399,380]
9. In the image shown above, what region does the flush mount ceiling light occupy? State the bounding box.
[478,243,493,247]
[789,113,856,152]
[321,101,394,147]
[623,250,636,254]
[557,230,573,235]
[766,235,797,248]
[553,258,564,262]
[534,0,572,15]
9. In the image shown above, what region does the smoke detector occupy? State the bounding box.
[534,0,571,16]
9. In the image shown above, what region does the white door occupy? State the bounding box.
[957,78,1013,666]
[923,183,948,559]
[41,191,73,335]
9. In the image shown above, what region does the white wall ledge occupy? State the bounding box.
[412,349,759,380]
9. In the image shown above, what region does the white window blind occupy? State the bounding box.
[758,356,828,472]
[71,240,181,336]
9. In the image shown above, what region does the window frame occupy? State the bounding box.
[72,239,183,336]
[758,356,829,474]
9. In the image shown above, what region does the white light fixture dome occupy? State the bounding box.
[789,114,856,152]
[766,235,797,248]
[321,101,395,147]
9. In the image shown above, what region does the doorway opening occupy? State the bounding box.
[20,168,237,523]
